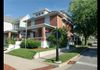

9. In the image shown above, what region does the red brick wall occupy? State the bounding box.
[57,15,63,28]
[66,24,73,31]
[50,15,57,26]
[50,15,63,28]
[35,18,44,24]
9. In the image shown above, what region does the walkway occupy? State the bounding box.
[4,50,65,70]
[4,54,50,70]
[4,47,75,70]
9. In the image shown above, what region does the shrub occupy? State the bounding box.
[33,40,41,48]
[20,39,28,48]
[20,39,41,49]
[6,38,15,44]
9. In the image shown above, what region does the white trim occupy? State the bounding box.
[41,40,48,48]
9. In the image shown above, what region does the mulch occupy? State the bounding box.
[67,61,76,64]
[4,64,16,70]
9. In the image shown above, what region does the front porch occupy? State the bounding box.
[18,23,56,48]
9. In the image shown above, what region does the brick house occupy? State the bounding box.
[17,8,73,48]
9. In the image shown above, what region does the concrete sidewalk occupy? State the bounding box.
[4,54,50,70]
[4,48,73,70]
[4,52,64,70]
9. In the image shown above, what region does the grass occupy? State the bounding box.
[45,47,88,63]
[7,48,36,59]
[7,48,55,59]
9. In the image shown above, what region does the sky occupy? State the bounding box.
[4,0,72,18]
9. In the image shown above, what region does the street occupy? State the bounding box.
[53,47,97,70]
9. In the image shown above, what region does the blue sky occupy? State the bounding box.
[4,0,71,18]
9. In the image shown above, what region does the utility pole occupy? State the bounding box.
[25,22,27,49]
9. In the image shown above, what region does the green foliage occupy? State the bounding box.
[47,27,68,48]
[33,40,41,48]
[6,38,15,44]
[20,39,41,49]
[69,0,97,45]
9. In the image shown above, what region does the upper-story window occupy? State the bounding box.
[35,18,44,24]
[36,14,38,16]
[36,12,44,17]
[31,20,35,26]
[42,12,44,14]
[38,13,41,15]
[27,21,31,26]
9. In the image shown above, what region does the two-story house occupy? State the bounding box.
[16,8,73,48]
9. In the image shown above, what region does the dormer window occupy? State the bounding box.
[39,13,40,15]
[36,14,38,16]
[42,12,44,14]
[33,8,50,17]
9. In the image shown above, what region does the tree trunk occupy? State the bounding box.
[84,36,87,45]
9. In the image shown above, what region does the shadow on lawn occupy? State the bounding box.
[40,57,55,63]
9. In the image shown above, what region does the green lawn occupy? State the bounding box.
[45,47,88,63]
[7,48,55,59]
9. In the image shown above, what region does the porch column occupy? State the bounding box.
[41,27,48,48]
[19,33,22,38]
[42,27,46,40]
[8,32,11,38]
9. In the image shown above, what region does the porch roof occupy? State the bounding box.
[17,23,56,31]
[4,30,18,33]
[27,23,56,29]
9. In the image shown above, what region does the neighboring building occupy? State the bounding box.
[4,16,18,46]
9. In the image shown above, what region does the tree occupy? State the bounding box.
[47,27,68,48]
[69,0,97,45]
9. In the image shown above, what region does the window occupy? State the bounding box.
[39,13,41,15]
[42,12,44,14]
[36,14,38,16]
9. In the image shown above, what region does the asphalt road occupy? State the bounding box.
[53,47,97,70]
